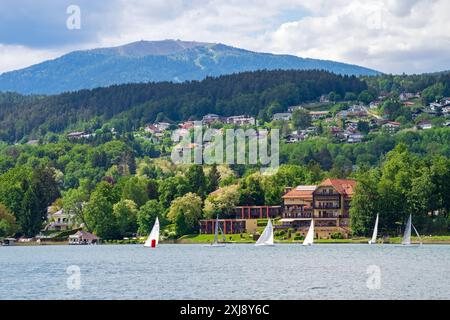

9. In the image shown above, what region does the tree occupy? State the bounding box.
[167,193,203,235]
[292,108,312,130]
[83,182,119,239]
[113,200,138,237]
[358,90,375,105]
[350,169,381,236]
[357,121,370,134]
[239,174,265,206]
[137,200,164,235]
[30,166,61,221]
[158,175,190,209]
[206,164,220,194]
[19,186,42,237]
[185,165,207,198]
[0,203,18,238]
[204,185,240,219]
[121,177,149,207]
[63,187,90,230]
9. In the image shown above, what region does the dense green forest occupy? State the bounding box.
[1,69,450,240]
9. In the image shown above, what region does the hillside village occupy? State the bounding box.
[129,93,450,149]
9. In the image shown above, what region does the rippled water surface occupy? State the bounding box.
[1,244,449,300]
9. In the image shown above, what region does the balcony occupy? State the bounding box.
[314,204,340,209]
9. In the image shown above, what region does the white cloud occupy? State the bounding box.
[0,0,449,74]
[0,45,64,74]
[262,0,450,73]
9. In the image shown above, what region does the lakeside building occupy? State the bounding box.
[200,219,250,235]
[69,231,99,245]
[199,206,281,235]
[280,179,355,238]
[199,179,356,239]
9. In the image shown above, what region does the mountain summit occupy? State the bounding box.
[0,40,380,94]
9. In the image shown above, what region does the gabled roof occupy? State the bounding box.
[283,185,317,199]
[317,179,357,197]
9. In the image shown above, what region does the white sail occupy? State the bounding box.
[144,217,160,248]
[211,216,225,247]
[303,220,314,246]
[401,215,412,246]
[369,214,379,244]
[255,219,274,246]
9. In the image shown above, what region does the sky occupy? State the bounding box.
[0,0,449,74]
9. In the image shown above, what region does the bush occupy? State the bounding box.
[294,235,305,241]
[274,230,286,237]
[331,232,344,240]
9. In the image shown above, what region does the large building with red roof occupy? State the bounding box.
[200,178,357,239]
[280,179,357,239]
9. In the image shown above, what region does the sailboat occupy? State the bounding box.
[401,214,423,246]
[255,219,274,247]
[210,216,226,247]
[368,214,379,245]
[302,220,315,246]
[144,217,160,248]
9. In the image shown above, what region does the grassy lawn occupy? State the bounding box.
[175,235,450,245]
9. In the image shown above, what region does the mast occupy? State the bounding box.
[213,216,219,245]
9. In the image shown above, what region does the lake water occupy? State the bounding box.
[1,244,449,300]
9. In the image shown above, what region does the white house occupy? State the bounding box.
[382,121,401,134]
[417,121,433,130]
[227,115,256,126]
[273,113,292,121]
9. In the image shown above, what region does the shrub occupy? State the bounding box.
[331,232,344,240]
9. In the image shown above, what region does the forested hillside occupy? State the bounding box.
[0,70,366,143]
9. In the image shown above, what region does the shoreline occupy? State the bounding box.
[7,237,450,247]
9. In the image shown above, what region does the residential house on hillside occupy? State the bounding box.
[226,115,256,126]
[288,105,305,113]
[202,114,223,125]
[417,120,433,130]
[310,111,329,121]
[273,113,292,121]
[443,106,450,117]
[382,121,401,134]
[180,121,195,130]
[320,95,330,103]
[347,133,364,143]
[67,131,94,139]
[399,92,415,101]
[285,133,305,143]
[45,209,76,232]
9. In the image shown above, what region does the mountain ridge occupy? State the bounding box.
[0,40,381,95]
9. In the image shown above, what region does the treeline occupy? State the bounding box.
[281,128,450,177]
[0,70,366,143]
[351,144,450,236]
[364,72,450,102]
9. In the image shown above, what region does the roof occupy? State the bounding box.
[317,179,357,197]
[283,185,317,199]
[70,231,99,240]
